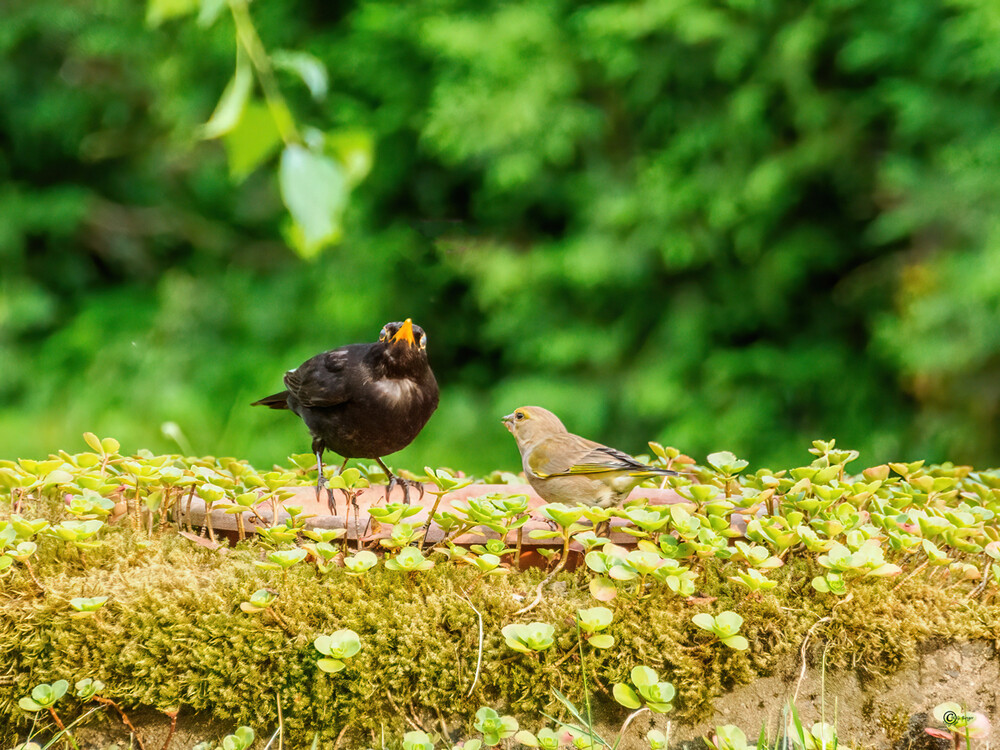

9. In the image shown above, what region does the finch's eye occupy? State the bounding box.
[379,327,389,342]
[515,411,525,421]
[419,333,427,350]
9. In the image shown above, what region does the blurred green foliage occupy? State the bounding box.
[1,0,999,472]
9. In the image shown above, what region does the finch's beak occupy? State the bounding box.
[391,318,416,346]
[502,413,515,433]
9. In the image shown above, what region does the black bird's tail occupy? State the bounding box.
[251,391,290,410]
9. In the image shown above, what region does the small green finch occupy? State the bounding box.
[503,406,677,508]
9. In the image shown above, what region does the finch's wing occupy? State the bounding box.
[283,349,353,408]
[562,445,656,475]
[528,435,652,478]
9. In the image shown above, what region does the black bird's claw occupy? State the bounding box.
[385,475,425,505]
[316,474,338,515]
[416,481,426,502]
[386,475,407,505]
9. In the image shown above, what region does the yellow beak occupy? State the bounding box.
[391,318,416,346]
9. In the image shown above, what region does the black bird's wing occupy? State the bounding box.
[251,391,290,409]
[283,349,354,408]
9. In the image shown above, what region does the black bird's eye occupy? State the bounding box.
[378,326,389,342]
[419,332,427,350]
[515,411,525,421]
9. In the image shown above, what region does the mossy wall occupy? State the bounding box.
[2,526,998,746]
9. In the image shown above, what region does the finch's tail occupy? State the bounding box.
[251,391,290,410]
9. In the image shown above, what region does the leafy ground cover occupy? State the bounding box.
[1,436,998,748]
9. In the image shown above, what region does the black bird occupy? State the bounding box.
[252,319,439,508]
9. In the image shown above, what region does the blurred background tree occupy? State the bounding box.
[2,0,999,473]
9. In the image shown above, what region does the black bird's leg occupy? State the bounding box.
[313,444,325,499]
[375,457,425,505]
[313,439,336,515]
[334,456,351,515]
[376,457,404,504]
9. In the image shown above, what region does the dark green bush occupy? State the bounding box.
[2,0,999,476]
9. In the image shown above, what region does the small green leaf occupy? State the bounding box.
[246,589,278,609]
[612,682,642,709]
[691,613,716,631]
[707,451,749,474]
[528,529,562,540]
[714,611,743,635]
[608,564,638,581]
[75,677,104,699]
[588,576,617,601]
[234,727,255,747]
[69,596,108,613]
[588,633,615,649]
[402,730,434,750]
[316,657,346,673]
[868,563,902,577]
[44,470,74,486]
[50,680,69,701]
[18,697,43,712]
[501,622,555,653]
[721,635,749,650]
[630,665,658,688]
[513,730,539,748]
[576,606,613,632]
[344,550,378,574]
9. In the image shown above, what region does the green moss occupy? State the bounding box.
[2,524,997,746]
[877,704,913,745]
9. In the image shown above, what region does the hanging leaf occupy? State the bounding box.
[279,143,347,257]
[146,0,198,26]
[325,130,374,185]
[197,0,227,27]
[199,51,253,140]
[272,50,329,100]
[223,100,283,181]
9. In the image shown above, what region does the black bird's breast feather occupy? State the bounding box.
[281,343,439,459]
